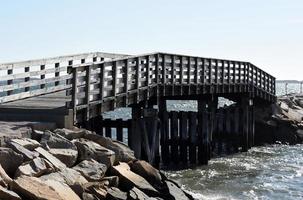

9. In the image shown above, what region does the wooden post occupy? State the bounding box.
[130,105,142,159]
[225,108,232,154]
[171,111,179,164]
[189,111,197,164]
[159,98,169,165]
[116,118,123,142]
[241,97,249,152]
[198,100,208,165]
[233,106,240,152]
[179,111,188,165]
[217,108,224,155]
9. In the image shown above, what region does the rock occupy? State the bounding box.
[111,162,158,196]
[40,131,78,167]
[82,192,100,200]
[84,182,107,199]
[0,148,24,176]
[32,130,44,141]
[106,187,127,200]
[128,187,153,200]
[49,148,78,167]
[44,179,81,200]
[130,160,162,186]
[0,121,32,146]
[165,180,189,200]
[0,164,13,185]
[84,133,135,163]
[15,157,55,178]
[35,147,66,170]
[73,138,115,167]
[54,128,88,140]
[73,159,107,181]
[102,176,119,187]
[11,176,65,200]
[10,138,40,150]
[40,168,88,197]
[7,141,39,161]
[41,130,77,150]
[0,185,22,200]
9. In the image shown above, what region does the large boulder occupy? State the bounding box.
[73,138,115,167]
[35,147,66,170]
[49,148,78,167]
[130,160,162,186]
[11,176,65,200]
[0,148,24,176]
[84,133,135,163]
[44,179,81,200]
[0,121,32,146]
[165,180,190,200]
[6,141,39,161]
[54,128,88,140]
[0,185,21,200]
[40,130,77,150]
[15,157,55,178]
[40,168,88,197]
[40,131,78,167]
[111,162,158,196]
[73,159,107,181]
[128,187,153,200]
[10,138,40,151]
[83,182,107,199]
[106,187,128,200]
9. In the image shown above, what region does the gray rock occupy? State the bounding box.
[73,138,115,167]
[44,179,81,200]
[128,187,152,200]
[11,176,65,200]
[49,148,78,167]
[35,147,66,170]
[130,160,162,186]
[0,185,22,200]
[84,133,135,163]
[165,180,189,200]
[41,130,77,150]
[83,182,107,199]
[10,138,40,150]
[0,148,23,176]
[0,164,12,186]
[31,129,44,141]
[54,128,88,140]
[73,159,107,181]
[106,187,127,200]
[102,176,119,187]
[15,157,55,178]
[82,192,100,200]
[111,162,158,196]
[7,141,39,161]
[40,168,88,197]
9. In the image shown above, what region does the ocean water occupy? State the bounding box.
[103,82,303,199]
[164,83,303,200]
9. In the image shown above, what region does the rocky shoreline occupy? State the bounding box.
[255,93,303,145]
[0,126,193,200]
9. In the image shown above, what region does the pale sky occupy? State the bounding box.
[0,0,302,80]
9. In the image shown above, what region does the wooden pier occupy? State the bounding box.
[0,51,276,167]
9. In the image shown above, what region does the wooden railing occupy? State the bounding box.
[0,52,276,123]
[0,52,128,103]
[68,52,275,122]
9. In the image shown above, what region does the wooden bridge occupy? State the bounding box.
[0,51,276,167]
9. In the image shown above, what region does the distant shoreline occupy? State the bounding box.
[277,80,302,83]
